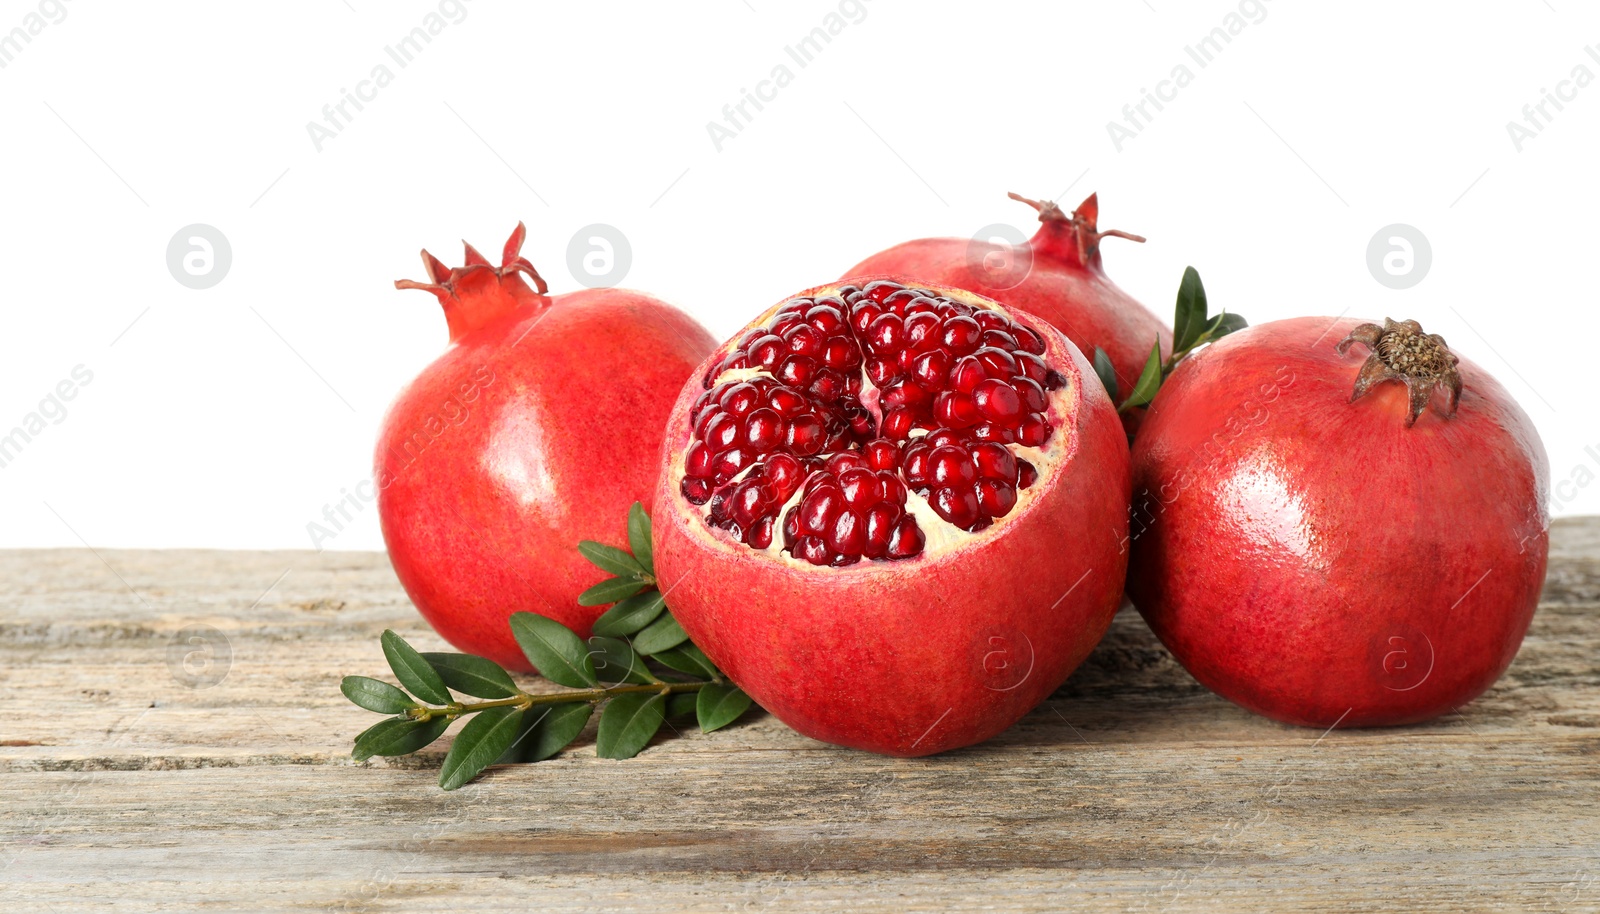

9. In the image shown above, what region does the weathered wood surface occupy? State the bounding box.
[1,519,1597,913]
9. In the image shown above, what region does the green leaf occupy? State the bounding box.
[590,590,667,638]
[650,643,720,680]
[667,692,699,719]
[630,610,689,656]
[1091,346,1119,404]
[509,613,598,688]
[438,706,524,791]
[588,636,652,685]
[380,630,452,705]
[1171,266,1208,353]
[697,683,753,733]
[340,675,417,715]
[579,541,646,578]
[1211,311,1248,339]
[520,701,595,762]
[1118,341,1165,412]
[420,652,519,699]
[627,502,654,574]
[352,716,450,761]
[577,576,648,607]
[596,692,667,760]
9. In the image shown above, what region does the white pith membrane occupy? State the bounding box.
[670,282,1077,567]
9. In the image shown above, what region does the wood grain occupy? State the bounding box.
[1,519,1597,912]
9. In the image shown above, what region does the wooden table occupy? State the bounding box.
[3,519,1597,912]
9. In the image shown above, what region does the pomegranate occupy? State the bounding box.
[652,280,1130,756]
[378,225,715,671]
[1127,316,1550,728]
[842,192,1172,432]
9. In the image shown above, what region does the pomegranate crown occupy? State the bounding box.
[395,223,550,342]
[1337,318,1463,427]
[1007,191,1145,268]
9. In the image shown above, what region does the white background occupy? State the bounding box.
[1,0,1595,551]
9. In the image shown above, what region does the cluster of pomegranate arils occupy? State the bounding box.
[681,280,1066,565]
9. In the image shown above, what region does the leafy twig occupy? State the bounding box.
[1092,266,1248,414]
[340,503,755,790]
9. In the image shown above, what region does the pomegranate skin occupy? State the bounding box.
[378,235,714,672]
[654,284,1130,756]
[843,193,1172,432]
[1127,316,1550,728]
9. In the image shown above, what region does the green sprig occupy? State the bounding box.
[1095,266,1248,415]
[339,503,756,790]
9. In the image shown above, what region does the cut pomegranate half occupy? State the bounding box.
[675,280,1075,565]
[651,279,1131,756]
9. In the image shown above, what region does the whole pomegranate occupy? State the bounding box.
[842,192,1172,432]
[652,280,1130,756]
[1127,316,1549,728]
[378,225,715,671]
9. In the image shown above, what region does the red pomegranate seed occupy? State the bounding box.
[867,313,906,354]
[864,439,900,470]
[885,516,924,559]
[950,356,986,394]
[826,452,868,474]
[911,349,951,389]
[980,329,1018,350]
[877,471,907,505]
[785,324,823,357]
[974,347,1017,378]
[743,408,783,450]
[769,387,808,416]
[972,379,1023,423]
[902,441,931,487]
[976,478,1017,517]
[933,391,980,429]
[807,304,845,334]
[838,468,878,511]
[905,311,943,350]
[720,383,760,416]
[686,441,714,477]
[864,503,901,558]
[1013,376,1047,412]
[778,355,817,387]
[704,413,739,450]
[1014,351,1048,384]
[821,337,858,370]
[786,413,825,454]
[713,447,750,482]
[800,486,842,535]
[682,477,713,504]
[1017,414,1050,447]
[1018,459,1038,488]
[880,407,914,440]
[862,280,903,303]
[827,509,866,555]
[929,445,978,488]
[931,486,980,528]
[866,357,900,387]
[747,516,774,549]
[796,535,831,565]
[971,423,1016,444]
[940,316,982,354]
[971,442,1017,480]
[767,453,804,499]
[974,310,1011,332]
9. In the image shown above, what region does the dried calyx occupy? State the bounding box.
[681,281,1070,566]
[1338,318,1463,427]
[1006,191,1146,266]
[394,223,550,342]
